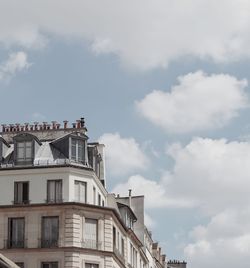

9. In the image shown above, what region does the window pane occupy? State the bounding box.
[71,139,76,160]
[86,264,99,268]
[84,219,97,248]
[55,180,62,201]
[9,218,24,248]
[17,144,25,160]
[48,181,55,201]
[74,181,86,202]
[80,182,86,202]
[42,217,59,247]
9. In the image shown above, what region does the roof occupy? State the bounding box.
[117,202,138,221]
[0,253,19,268]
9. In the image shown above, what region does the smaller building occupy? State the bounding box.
[167,260,187,268]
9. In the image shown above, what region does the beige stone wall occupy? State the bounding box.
[0,204,146,268]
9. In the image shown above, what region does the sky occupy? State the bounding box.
[1,1,250,267]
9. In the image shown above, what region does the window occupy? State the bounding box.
[85,264,98,268]
[41,216,59,248]
[121,238,125,257]
[15,263,24,268]
[71,139,85,163]
[113,226,116,249]
[98,194,101,206]
[102,200,105,207]
[16,141,32,163]
[14,182,29,204]
[74,181,86,203]
[133,248,137,268]
[41,262,58,268]
[93,187,96,205]
[8,218,25,248]
[47,180,62,203]
[83,219,98,249]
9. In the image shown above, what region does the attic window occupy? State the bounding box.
[16,141,32,163]
[71,139,85,163]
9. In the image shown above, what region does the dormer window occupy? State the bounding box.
[13,133,41,166]
[71,138,85,163]
[17,141,32,164]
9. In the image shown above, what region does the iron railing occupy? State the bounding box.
[39,238,60,248]
[4,239,27,249]
[81,239,102,250]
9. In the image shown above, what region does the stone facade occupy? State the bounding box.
[0,119,185,268]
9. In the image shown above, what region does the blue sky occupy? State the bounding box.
[1,1,250,267]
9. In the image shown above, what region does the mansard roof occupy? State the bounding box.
[0,135,10,148]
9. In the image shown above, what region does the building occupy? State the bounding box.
[0,118,186,268]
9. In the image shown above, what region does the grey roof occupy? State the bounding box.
[0,253,19,268]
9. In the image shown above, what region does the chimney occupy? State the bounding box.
[1,124,6,133]
[128,189,132,207]
[25,123,29,131]
[63,120,68,129]
[16,123,20,132]
[34,122,39,130]
[9,124,14,132]
[80,117,85,127]
[76,120,81,129]
[51,121,57,129]
[43,122,47,130]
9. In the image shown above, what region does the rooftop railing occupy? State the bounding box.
[0,159,88,169]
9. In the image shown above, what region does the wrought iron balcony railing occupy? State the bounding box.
[12,199,30,205]
[39,238,60,248]
[113,247,125,263]
[4,239,27,249]
[81,239,102,250]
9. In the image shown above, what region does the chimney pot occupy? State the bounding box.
[76,120,81,129]
[80,117,85,127]
[51,121,57,129]
[63,120,68,129]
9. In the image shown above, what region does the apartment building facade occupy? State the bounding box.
[0,118,183,268]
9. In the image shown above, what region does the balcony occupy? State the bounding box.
[113,247,125,263]
[4,239,27,249]
[45,198,63,204]
[39,239,60,248]
[12,200,30,205]
[81,239,102,250]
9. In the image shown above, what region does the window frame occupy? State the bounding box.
[16,140,33,164]
[41,216,59,248]
[14,181,29,205]
[70,138,85,163]
[83,218,98,249]
[41,262,58,268]
[46,180,63,203]
[8,217,25,249]
[74,180,87,203]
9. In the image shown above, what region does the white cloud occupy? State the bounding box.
[144,212,156,229]
[164,138,250,214]
[98,133,148,177]
[0,51,31,82]
[164,138,250,268]
[1,1,250,69]
[184,209,250,268]
[113,137,250,267]
[136,71,248,133]
[112,174,192,209]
